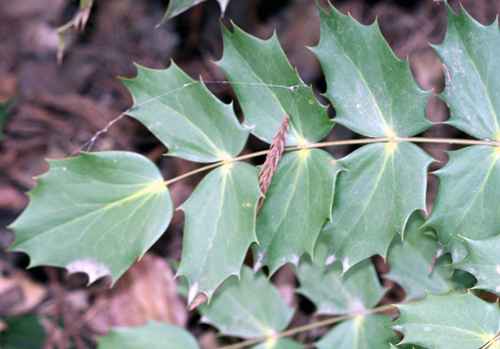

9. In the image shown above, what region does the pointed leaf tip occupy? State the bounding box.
[313,4,432,137]
[196,266,295,338]
[177,162,262,304]
[454,234,500,296]
[298,242,387,316]
[390,292,500,349]
[9,151,173,284]
[216,22,333,146]
[322,142,434,272]
[385,211,475,301]
[424,146,500,263]
[162,0,231,22]
[434,4,500,140]
[253,149,343,276]
[123,62,249,163]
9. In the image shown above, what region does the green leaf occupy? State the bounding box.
[454,234,500,296]
[96,320,199,349]
[424,146,500,262]
[0,96,15,140]
[197,266,295,339]
[253,149,343,275]
[297,234,387,315]
[177,162,261,304]
[76,0,93,29]
[80,0,94,9]
[322,142,433,272]
[0,315,45,349]
[390,292,500,349]
[316,314,399,349]
[122,63,249,163]
[216,23,333,146]
[433,4,500,140]
[55,22,71,64]
[162,0,230,22]
[9,152,173,283]
[385,211,475,300]
[312,4,432,138]
[251,338,303,349]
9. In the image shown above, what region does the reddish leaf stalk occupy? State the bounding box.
[256,114,290,213]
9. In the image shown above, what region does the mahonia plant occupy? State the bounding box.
[8,1,500,348]
[54,0,94,64]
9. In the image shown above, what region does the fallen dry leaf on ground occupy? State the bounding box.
[84,253,187,335]
[0,261,47,315]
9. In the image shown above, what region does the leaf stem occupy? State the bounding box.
[398,137,499,146]
[163,137,499,187]
[164,161,225,186]
[480,331,500,349]
[163,150,271,186]
[217,303,398,349]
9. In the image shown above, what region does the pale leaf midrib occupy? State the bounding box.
[454,24,500,138]
[334,145,389,256]
[16,180,166,246]
[259,153,305,254]
[225,37,303,140]
[445,151,496,236]
[134,83,225,160]
[193,171,227,286]
[324,18,390,134]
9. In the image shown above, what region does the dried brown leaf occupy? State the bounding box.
[85,253,187,335]
[0,261,47,314]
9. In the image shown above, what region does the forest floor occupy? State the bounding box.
[0,0,499,347]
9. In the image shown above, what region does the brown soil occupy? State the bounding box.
[0,0,498,347]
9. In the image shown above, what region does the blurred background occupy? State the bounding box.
[0,0,499,347]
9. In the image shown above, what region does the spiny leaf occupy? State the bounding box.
[55,21,72,65]
[433,4,500,140]
[315,314,399,349]
[76,0,94,30]
[252,149,343,276]
[322,142,434,272]
[162,0,230,22]
[96,321,199,349]
[424,146,500,262]
[385,211,476,300]
[80,0,94,9]
[122,62,249,163]
[177,162,261,304]
[297,234,387,315]
[390,292,500,349]
[9,152,173,284]
[197,266,295,339]
[216,23,333,146]
[454,234,500,296]
[312,3,432,138]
